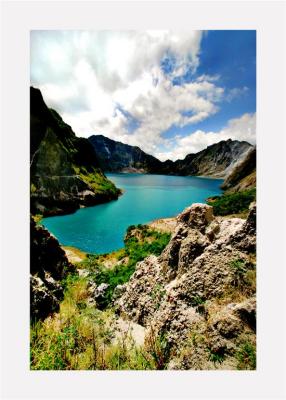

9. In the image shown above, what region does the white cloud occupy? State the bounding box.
[155,113,256,161]
[225,86,249,102]
[31,30,255,160]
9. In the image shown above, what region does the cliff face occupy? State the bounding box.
[116,202,256,369]
[168,139,252,178]
[30,88,120,216]
[30,217,75,320]
[89,134,252,178]
[221,147,256,193]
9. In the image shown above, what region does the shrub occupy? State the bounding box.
[235,342,256,370]
[207,347,225,365]
[144,329,172,370]
[229,258,256,295]
[207,189,256,216]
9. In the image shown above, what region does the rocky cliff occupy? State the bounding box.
[221,147,256,193]
[30,217,75,320]
[89,134,252,178]
[30,88,120,216]
[116,202,256,369]
[167,139,252,178]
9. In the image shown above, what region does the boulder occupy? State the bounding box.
[177,203,214,231]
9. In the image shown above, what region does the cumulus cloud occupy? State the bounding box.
[155,112,256,161]
[30,30,255,159]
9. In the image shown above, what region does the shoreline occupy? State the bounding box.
[107,171,224,181]
[61,214,177,262]
[62,246,87,263]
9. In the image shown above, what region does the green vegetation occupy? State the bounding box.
[30,183,37,194]
[79,225,171,309]
[30,273,172,370]
[230,258,248,288]
[32,214,43,224]
[151,284,167,310]
[207,348,226,365]
[190,295,206,307]
[78,167,120,197]
[235,341,256,370]
[144,330,172,370]
[31,275,134,370]
[207,188,256,216]
[229,258,256,295]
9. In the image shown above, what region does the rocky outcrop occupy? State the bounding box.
[89,135,253,178]
[116,203,256,369]
[30,88,120,216]
[30,217,75,320]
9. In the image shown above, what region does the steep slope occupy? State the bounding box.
[221,147,256,193]
[88,135,162,173]
[89,134,253,178]
[30,87,120,216]
[168,139,252,178]
[116,202,256,369]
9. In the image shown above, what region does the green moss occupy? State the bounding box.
[207,188,256,216]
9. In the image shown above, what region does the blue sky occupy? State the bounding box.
[157,30,256,140]
[30,30,256,160]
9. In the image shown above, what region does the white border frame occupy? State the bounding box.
[1,1,286,399]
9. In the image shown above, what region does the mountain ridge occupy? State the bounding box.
[89,134,253,179]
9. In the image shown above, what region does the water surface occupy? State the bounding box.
[42,174,222,253]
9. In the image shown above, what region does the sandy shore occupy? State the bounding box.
[62,246,87,263]
[148,217,177,234]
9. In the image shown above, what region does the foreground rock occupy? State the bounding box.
[116,203,256,369]
[30,218,75,320]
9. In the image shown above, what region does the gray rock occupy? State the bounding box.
[177,203,214,231]
[116,203,256,369]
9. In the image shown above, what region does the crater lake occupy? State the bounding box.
[42,174,223,254]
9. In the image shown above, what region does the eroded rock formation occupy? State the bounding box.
[116,203,256,369]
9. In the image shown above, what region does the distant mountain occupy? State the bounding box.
[221,147,256,193]
[30,88,120,216]
[88,135,162,173]
[161,139,252,178]
[89,134,253,178]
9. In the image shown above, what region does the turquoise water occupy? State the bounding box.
[42,174,222,254]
